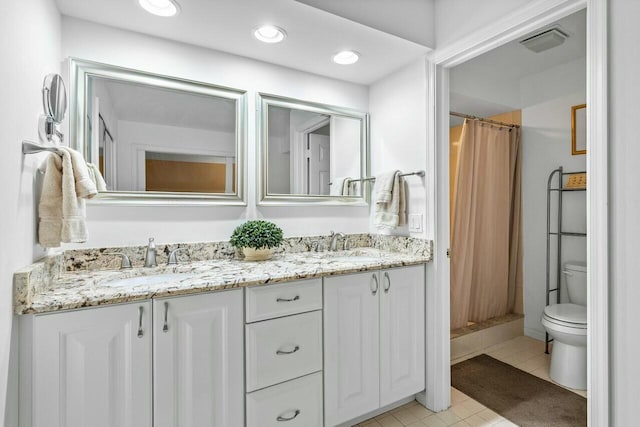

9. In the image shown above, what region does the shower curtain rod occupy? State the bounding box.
[450,111,520,128]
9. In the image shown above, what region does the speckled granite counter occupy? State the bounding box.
[17,249,429,314]
[14,235,432,315]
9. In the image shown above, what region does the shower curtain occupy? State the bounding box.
[450,119,523,330]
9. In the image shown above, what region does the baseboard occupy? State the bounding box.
[524,327,546,341]
[335,395,417,427]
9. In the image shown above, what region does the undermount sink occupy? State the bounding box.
[101,273,193,287]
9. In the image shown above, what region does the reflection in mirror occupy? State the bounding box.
[70,59,246,205]
[259,94,369,205]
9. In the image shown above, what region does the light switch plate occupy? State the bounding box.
[408,213,423,232]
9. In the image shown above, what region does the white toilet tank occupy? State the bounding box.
[564,262,587,306]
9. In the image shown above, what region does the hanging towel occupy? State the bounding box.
[330,177,351,196]
[87,162,107,192]
[374,171,407,228]
[343,180,358,196]
[375,170,398,204]
[38,147,97,248]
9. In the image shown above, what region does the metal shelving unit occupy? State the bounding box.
[545,167,586,354]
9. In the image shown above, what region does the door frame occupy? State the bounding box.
[424,0,608,425]
[290,115,331,194]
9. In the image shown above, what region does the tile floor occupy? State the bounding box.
[354,336,587,427]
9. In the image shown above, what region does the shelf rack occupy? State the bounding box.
[545,166,586,354]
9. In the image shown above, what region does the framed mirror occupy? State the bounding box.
[571,103,586,155]
[69,58,247,205]
[257,93,369,205]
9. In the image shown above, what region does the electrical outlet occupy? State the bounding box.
[408,213,423,232]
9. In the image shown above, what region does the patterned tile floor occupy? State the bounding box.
[354,336,587,427]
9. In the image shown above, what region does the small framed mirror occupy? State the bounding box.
[257,93,369,205]
[43,74,67,124]
[69,58,247,205]
[40,74,67,143]
[571,103,586,155]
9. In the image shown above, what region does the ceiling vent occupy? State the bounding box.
[519,27,569,53]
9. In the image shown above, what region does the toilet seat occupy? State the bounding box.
[543,304,587,329]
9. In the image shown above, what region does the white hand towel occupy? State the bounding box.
[38,154,64,248]
[374,172,407,228]
[375,170,399,204]
[65,148,98,199]
[87,163,107,192]
[38,147,97,247]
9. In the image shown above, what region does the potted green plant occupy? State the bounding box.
[229,220,284,261]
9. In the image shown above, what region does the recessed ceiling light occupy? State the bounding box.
[332,50,360,65]
[138,0,180,17]
[254,25,287,44]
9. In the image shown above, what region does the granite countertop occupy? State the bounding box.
[16,247,430,315]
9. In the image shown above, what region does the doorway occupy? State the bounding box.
[424,1,607,424]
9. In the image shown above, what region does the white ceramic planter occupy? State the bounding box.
[243,247,273,261]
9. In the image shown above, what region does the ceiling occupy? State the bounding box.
[450,9,586,125]
[55,0,431,85]
[293,0,434,47]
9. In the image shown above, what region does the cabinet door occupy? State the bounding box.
[380,265,426,406]
[153,290,244,427]
[33,302,152,427]
[324,272,380,426]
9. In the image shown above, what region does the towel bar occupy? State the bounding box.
[22,140,59,155]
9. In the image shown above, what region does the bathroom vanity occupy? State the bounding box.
[15,236,430,427]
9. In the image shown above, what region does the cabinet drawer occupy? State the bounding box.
[245,279,322,323]
[246,372,323,427]
[246,311,322,392]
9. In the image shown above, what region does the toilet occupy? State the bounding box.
[541,261,587,390]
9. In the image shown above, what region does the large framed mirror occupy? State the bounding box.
[257,93,369,205]
[69,58,247,205]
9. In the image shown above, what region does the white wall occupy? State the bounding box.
[0,0,61,424]
[369,58,429,238]
[61,17,370,246]
[520,59,586,338]
[609,0,640,423]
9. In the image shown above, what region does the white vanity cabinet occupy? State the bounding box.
[22,301,153,427]
[21,290,244,427]
[245,279,324,427]
[324,265,426,426]
[153,289,244,427]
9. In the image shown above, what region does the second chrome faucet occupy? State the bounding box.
[145,237,158,268]
[329,231,347,251]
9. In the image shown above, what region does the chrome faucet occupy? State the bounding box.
[144,238,158,268]
[329,231,346,251]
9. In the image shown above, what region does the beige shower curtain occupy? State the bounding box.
[450,119,523,330]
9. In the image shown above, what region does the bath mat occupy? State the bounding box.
[451,354,586,427]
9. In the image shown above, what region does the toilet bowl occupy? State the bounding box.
[541,262,587,390]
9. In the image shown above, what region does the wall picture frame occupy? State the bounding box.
[571,103,587,155]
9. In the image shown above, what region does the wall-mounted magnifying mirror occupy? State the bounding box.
[40,73,67,142]
[69,58,247,205]
[258,93,369,205]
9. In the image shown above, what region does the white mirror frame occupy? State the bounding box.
[257,93,370,206]
[69,58,247,206]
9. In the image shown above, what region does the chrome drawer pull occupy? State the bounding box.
[277,409,301,422]
[163,301,169,333]
[137,306,144,338]
[276,295,300,303]
[276,345,300,355]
